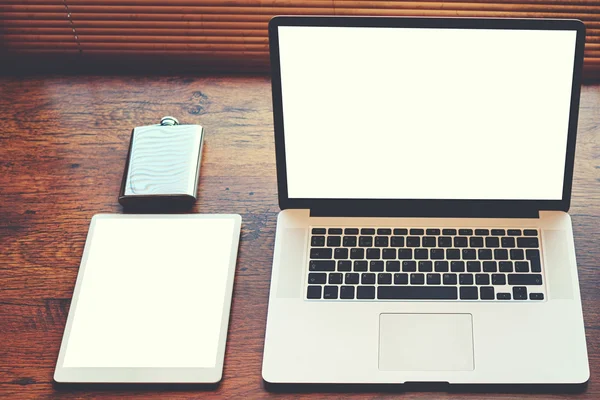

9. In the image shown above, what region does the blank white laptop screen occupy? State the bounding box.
[278,26,577,200]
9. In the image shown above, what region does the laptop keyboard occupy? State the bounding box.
[306,227,545,301]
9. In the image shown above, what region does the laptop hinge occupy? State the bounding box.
[309,207,540,219]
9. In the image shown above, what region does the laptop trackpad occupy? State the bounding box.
[379,313,474,371]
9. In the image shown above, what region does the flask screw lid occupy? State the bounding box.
[160,116,179,126]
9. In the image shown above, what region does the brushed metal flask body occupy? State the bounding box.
[118,117,204,210]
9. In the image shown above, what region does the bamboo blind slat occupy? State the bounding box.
[1,0,599,77]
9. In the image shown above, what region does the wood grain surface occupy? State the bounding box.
[0,75,599,399]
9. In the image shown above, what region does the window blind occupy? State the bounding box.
[1,1,598,78]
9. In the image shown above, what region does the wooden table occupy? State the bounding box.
[1,75,599,399]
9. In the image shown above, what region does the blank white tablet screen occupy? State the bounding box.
[62,216,235,368]
[278,26,577,200]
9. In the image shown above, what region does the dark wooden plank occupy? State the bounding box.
[0,75,599,399]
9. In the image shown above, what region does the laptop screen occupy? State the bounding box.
[277,26,578,200]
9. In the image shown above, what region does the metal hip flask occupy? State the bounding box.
[118,116,204,210]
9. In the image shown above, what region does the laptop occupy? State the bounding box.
[263,16,589,385]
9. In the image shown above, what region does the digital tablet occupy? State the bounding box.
[54,214,242,383]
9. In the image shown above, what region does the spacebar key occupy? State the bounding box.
[378,286,458,300]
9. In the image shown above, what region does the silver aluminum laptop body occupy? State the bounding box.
[263,16,589,385]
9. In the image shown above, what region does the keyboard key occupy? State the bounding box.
[394,273,409,284]
[403,261,417,272]
[329,273,343,284]
[499,261,513,272]
[460,286,478,300]
[323,286,338,299]
[480,286,495,300]
[334,248,349,259]
[344,228,359,235]
[370,261,384,272]
[391,236,405,247]
[483,261,497,272]
[470,237,484,247]
[459,274,473,285]
[311,236,325,246]
[485,237,500,248]
[359,236,373,247]
[422,237,437,247]
[443,273,457,285]
[478,249,493,260]
[386,261,400,272]
[415,249,429,259]
[451,261,465,272]
[510,249,525,260]
[377,228,392,235]
[526,249,541,260]
[393,228,408,235]
[398,249,413,259]
[427,273,441,285]
[307,286,322,299]
[492,274,506,285]
[426,228,441,235]
[353,261,368,271]
[515,261,529,272]
[462,249,477,260]
[340,286,355,299]
[438,237,452,247]
[459,229,473,235]
[375,236,389,247]
[446,249,461,260]
[312,228,326,234]
[378,273,392,285]
[411,273,425,285]
[494,249,509,260]
[382,249,396,259]
[475,274,490,285]
[366,248,380,259]
[350,248,364,259]
[410,228,424,235]
[378,286,458,299]
[501,237,516,248]
[308,273,326,284]
[507,229,521,236]
[435,261,449,272]
[491,229,505,236]
[419,261,433,272]
[513,286,527,300]
[524,229,538,236]
[357,286,375,299]
[345,273,359,284]
[530,293,544,300]
[361,228,375,235]
[475,229,489,236]
[467,261,481,272]
[343,236,357,247]
[530,258,542,273]
[311,248,332,259]
[329,228,343,235]
[338,260,352,271]
[517,237,539,248]
[309,260,335,271]
[508,274,543,285]
[442,229,457,235]
[497,292,511,300]
[454,237,468,247]
[361,273,376,284]
[406,236,421,247]
[430,249,445,260]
